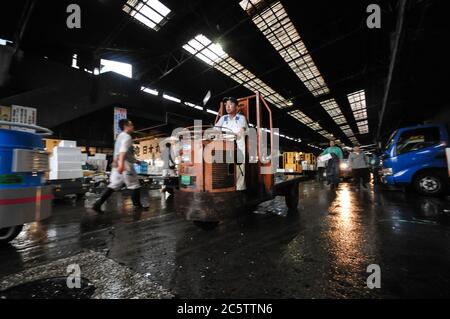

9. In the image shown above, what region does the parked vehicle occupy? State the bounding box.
[0,121,53,243]
[380,124,449,196]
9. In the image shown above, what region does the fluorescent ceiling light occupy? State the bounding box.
[240,0,330,97]
[100,59,132,78]
[184,102,203,110]
[206,109,219,115]
[0,38,12,46]
[163,93,181,103]
[141,86,159,95]
[122,0,171,31]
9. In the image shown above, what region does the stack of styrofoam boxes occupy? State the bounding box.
[86,153,108,172]
[80,153,88,167]
[49,140,83,180]
[302,161,307,171]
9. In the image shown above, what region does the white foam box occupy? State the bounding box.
[50,154,82,164]
[52,146,82,154]
[51,154,82,163]
[49,161,82,170]
[52,148,82,161]
[58,140,77,147]
[93,153,106,160]
[49,170,83,180]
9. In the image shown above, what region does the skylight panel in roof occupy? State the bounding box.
[123,0,171,31]
[334,116,347,125]
[353,110,367,120]
[309,122,322,131]
[240,0,330,97]
[100,59,132,78]
[239,0,265,11]
[182,34,333,140]
[347,89,369,132]
[357,120,369,134]
[319,98,351,133]
[287,110,315,125]
[182,34,291,110]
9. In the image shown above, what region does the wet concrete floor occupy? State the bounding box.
[1,181,450,298]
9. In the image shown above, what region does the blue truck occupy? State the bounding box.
[380,124,450,196]
[0,122,53,243]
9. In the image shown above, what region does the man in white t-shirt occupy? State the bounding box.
[161,142,176,177]
[215,97,248,190]
[93,119,145,212]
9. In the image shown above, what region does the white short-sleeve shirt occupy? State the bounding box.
[114,132,133,160]
[215,114,248,135]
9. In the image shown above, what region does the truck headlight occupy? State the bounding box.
[340,163,348,170]
[382,168,393,176]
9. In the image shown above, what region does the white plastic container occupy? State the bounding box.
[58,140,77,148]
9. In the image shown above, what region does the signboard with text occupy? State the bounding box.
[113,107,127,139]
[11,105,37,132]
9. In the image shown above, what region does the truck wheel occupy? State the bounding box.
[413,172,446,196]
[285,184,299,210]
[0,225,24,244]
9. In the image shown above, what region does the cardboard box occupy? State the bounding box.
[44,138,61,154]
[0,105,11,129]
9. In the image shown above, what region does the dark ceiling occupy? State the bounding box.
[0,0,449,149]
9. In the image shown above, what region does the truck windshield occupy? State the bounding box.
[383,130,398,153]
[396,127,440,155]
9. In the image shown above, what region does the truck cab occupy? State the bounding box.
[381,124,449,195]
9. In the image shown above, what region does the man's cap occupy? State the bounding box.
[222,96,238,104]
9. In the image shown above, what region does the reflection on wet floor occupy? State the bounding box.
[1,181,450,298]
